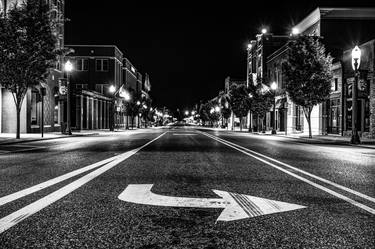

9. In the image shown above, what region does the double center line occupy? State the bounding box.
[0,132,166,234]
[199,131,375,215]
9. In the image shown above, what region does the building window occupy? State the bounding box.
[77,59,88,71]
[96,59,109,72]
[95,84,106,94]
[76,84,88,90]
[331,78,338,91]
[31,91,39,126]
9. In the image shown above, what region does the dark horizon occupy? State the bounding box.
[65,1,375,111]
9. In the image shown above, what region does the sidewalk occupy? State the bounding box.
[0,131,99,145]
[196,126,375,149]
[0,126,164,146]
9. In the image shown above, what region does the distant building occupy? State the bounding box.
[65,45,123,130]
[0,0,65,134]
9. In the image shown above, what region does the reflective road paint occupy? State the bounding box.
[0,132,166,234]
[118,184,306,222]
[199,131,375,215]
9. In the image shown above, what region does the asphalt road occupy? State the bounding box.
[0,127,374,248]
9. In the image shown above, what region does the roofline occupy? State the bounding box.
[65,44,123,56]
[293,7,375,34]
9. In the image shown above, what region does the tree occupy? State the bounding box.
[218,90,231,128]
[229,83,251,131]
[283,35,333,138]
[248,79,274,132]
[0,1,59,138]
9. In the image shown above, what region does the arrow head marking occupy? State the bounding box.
[118,184,306,222]
[213,189,306,222]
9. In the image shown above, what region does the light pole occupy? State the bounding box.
[136,101,141,128]
[248,93,253,132]
[109,85,131,131]
[64,60,73,135]
[351,46,361,144]
[271,81,277,134]
[121,89,131,130]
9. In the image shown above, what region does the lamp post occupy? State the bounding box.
[271,82,277,134]
[110,85,131,131]
[64,60,73,135]
[121,90,131,130]
[109,85,117,132]
[136,101,141,128]
[351,46,361,144]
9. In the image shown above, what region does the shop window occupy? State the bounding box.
[31,91,39,126]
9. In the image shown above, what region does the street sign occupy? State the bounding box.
[118,184,306,222]
[58,78,67,95]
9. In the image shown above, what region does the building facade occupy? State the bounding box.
[65,45,123,130]
[0,0,65,134]
[255,7,375,137]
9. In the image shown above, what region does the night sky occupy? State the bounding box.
[65,1,375,111]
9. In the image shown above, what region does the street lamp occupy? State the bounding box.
[185,110,189,116]
[291,27,299,36]
[261,28,267,34]
[351,46,361,144]
[215,106,221,113]
[271,81,277,135]
[64,60,73,135]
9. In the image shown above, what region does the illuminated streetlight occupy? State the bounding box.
[247,43,252,50]
[109,85,116,93]
[191,111,196,115]
[291,27,299,35]
[261,28,267,34]
[185,110,189,116]
[270,81,277,91]
[64,60,73,72]
[136,101,141,105]
[350,45,361,144]
[215,106,221,112]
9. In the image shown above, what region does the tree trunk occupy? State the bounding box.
[16,105,21,139]
[240,117,242,131]
[303,107,313,138]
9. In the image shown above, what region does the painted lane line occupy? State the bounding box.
[0,156,120,207]
[200,131,375,204]
[200,132,375,215]
[118,184,306,222]
[0,132,166,234]
[172,133,197,136]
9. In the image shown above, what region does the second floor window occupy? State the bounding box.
[96,59,109,72]
[77,59,89,71]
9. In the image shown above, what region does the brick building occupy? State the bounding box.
[246,33,288,132]
[0,0,65,134]
[260,7,375,137]
[65,45,123,130]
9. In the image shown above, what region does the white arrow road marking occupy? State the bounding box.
[118,184,306,222]
[0,133,166,234]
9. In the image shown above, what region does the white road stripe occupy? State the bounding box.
[201,131,375,204]
[200,131,375,215]
[0,132,165,234]
[0,156,119,207]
